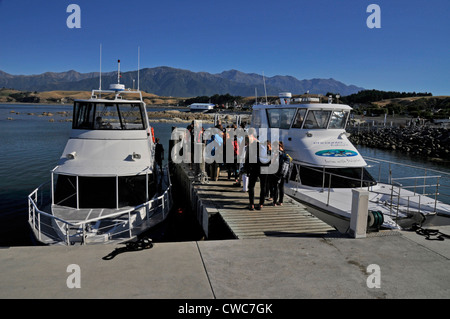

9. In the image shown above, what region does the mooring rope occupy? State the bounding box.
[411,224,450,241]
[102,237,153,260]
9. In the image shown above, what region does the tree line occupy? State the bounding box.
[339,89,432,105]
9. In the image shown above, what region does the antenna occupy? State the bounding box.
[262,71,268,104]
[109,60,125,92]
[117,59,121,84]
[137,46,140,91]
[99,44,102,98]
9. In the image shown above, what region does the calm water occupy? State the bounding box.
[1,103,449,246]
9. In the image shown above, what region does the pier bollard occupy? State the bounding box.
[349,189,369,238]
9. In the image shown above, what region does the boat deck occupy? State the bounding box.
[179,163,336,239]
[52,205,134,223]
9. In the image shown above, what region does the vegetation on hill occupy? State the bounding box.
[329,90,450,119]
[0,88,181,106]
[340,89,432,104]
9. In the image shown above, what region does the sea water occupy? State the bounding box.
[1,103,449,246]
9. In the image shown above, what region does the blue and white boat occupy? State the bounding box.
[251,93,450,233]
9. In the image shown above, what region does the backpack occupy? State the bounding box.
[277,153,292,179]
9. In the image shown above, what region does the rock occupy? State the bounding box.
[348,126,450,160]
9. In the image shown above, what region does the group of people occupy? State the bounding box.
[242,128,292,211]
[200,121,245,183]
[172,120,293,212]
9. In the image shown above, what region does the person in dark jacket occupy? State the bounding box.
[243,128,273,211]
[155,138,164,173]
[270,141,290,206]
[244,128,259,210]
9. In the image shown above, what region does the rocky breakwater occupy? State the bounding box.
[147,109,251,125]
[348,126,450,160]
[147,110,214,123]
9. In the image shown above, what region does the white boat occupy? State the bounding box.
[251,93,450,233]
[189,103,215,113]
[28,64,172,245]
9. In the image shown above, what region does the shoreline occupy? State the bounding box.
[3,104,252,125]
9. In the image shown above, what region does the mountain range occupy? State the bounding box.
[0,67,365,97]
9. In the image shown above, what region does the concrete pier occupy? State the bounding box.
[1,162,449,300]
[0,227,449,299]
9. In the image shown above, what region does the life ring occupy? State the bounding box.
[151,127,155,143]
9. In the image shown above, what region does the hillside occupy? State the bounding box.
[0,89,181,105]
[369,96,450,119]
[0,67,364,97]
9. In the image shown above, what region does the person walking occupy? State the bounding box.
[154,138,164,173]
[243,129,272,211]
[243,128,260,210]
[257,140,271,210]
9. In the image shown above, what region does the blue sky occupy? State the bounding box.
[0,0,449,95]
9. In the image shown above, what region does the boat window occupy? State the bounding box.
[118,175,155,206]
[94,103,121,129]
[73,102,95,129]
[73,102,146,130]
[251,109,262,127]
[292,109,307,128]
[303,110,331,129]
[117,103,146,130]
[78,177,117,208]
[328,111,349,129]
[266,108,296,129]
[54,175,156,209]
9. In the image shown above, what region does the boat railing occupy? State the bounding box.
[289,158,449,220]
[364,156,449,216]
[28,170,172,245]
[90,89,143,102]
[290,161,376,206]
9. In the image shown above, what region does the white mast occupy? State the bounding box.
[99,44,102,91]
[98,44,102,99]
[137,46,140,91]
[262,71,268,104]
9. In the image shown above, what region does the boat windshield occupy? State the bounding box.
[73,102,146,130]
[266,108,296,129]
[303,110,331,129]
[328,111,349,129]
[292,109,307,128]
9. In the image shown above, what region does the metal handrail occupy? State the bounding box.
[28,169,172,245]
[289,158,449,217]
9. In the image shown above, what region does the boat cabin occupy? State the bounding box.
[251,93,376,188]
[52,88,157,210]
